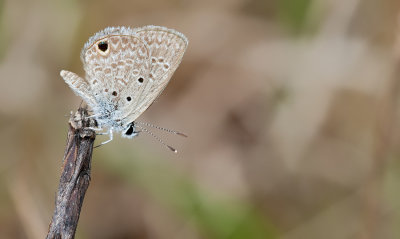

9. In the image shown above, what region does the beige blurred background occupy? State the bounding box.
[1,0,400,238]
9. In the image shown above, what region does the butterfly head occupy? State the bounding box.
[122,122,139,139]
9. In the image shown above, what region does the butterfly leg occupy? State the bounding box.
[87,114,101,119]
[86,126,103,131]
[86,126,107,135]
[94,129,114,148]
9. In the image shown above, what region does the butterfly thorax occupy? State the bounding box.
[91,99,131,132]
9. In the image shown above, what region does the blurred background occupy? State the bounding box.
[1,0,400,238]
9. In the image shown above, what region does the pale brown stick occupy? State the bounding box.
[46,107,96,239]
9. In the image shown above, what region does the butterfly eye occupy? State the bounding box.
[97,41,109,54]
[125,123,134,136]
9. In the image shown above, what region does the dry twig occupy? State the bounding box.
[46,107,96,239]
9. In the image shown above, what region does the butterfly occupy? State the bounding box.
[61,26,188,151]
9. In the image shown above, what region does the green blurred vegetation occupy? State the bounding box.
[99,149,278,239]
[277,0,313,34]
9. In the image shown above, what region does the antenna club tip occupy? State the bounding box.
[177,132,188,137]
[167,145,178,153]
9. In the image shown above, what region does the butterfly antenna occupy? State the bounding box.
[135,121,188,137]
[135,125,178,153]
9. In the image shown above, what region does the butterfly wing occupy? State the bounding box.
[60,70,96,107]
[122,26,188,122]
[79,26,187,128]
[82,29,151,121]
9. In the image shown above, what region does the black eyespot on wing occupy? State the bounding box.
[125,123,134,136]
[112,91,117,96]
[127,96,131,101]
[98,41,108,52]
[138,77,144,83]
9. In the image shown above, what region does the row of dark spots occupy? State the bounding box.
[104,88,118,96]
[105,89,131,102]
[103,77,143,102]
[125,76,143,101]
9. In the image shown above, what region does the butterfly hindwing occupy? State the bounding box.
[82,34,151,119]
